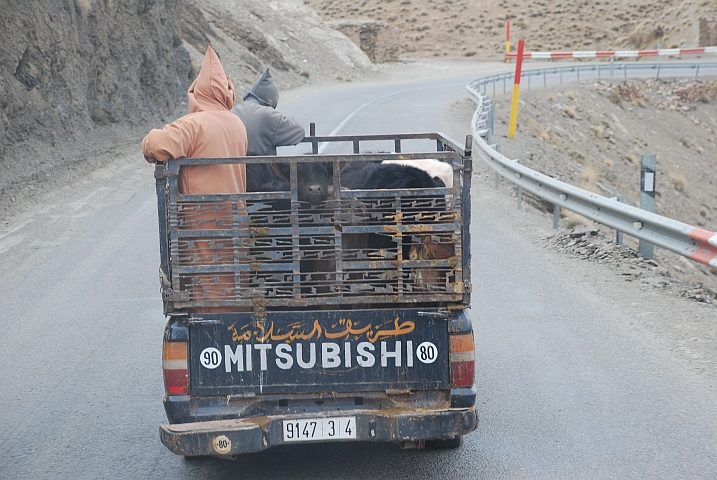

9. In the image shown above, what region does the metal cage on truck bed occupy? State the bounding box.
[154,132,473,312]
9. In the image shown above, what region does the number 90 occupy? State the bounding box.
[200,347,222,369]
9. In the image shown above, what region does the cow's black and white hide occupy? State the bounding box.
[381,159,453,188]
[339,162,446,190]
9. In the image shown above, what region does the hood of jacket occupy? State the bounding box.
[243,69,279,109]
[188,45,236,114]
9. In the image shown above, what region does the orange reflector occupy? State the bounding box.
[163,341,189,395]
[449,333,475,388]
[163,341,188,360]
[450,333,474,353]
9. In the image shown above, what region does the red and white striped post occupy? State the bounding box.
[505,21,511,63]
[508,39,525,138]
[505,46,717,60]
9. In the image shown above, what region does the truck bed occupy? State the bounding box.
[154,132,472,313]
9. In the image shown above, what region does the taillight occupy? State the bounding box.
[163,341,188,395]
[450,333,475,388]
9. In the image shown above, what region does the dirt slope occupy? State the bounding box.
[304,0,717,60]
[481,75,717,299]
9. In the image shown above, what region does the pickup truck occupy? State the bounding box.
[153,131,477,458]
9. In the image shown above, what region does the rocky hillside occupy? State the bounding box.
[0,0,370,148]
[304,0,717,60]
[0,0,372,205]
[183,0,374,95]
[0,1,186,151]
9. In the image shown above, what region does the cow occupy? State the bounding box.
[247,160,453,295]
[337,162,454,290]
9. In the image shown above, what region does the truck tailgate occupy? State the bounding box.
[189,309,449,396]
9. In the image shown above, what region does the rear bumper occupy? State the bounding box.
[160,406,477,457]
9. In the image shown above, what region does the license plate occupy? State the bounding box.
[282,417,357,442]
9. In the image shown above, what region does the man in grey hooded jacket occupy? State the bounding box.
[230,69,305,156]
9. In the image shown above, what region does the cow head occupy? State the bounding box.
[270,162,330,206]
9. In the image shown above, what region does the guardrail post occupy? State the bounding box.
[553,176,561,229]
[610,56,614,77]
[616,194,624,245]
[486,100,494,144]
[639,154,656,259]
[553,204,560,229]
[493,144,501,188]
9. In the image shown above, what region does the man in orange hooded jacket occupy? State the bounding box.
[142,45,248,193]
[143,45,248,312]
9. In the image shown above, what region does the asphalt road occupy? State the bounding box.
[1,64,716,479]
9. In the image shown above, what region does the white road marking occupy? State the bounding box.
[68,186,113,211]
[0,235,25,255]
[0,220,34,242]
[319,82,466,153]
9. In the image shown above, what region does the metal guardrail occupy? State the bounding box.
[473,62,717,98]
[466,62,717,268]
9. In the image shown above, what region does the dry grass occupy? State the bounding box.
[566,90,576,100]
[564,105,576,118]
[563,210,594,229]
[74,0,91,16]
[539,129,550,142]
[670,172,688,191]
[580,164,602,193]
[604,158,614,167]
[592,125,605,138]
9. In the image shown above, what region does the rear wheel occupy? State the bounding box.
[426,436,463,449]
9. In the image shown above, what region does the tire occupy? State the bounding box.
[425,436,463,449]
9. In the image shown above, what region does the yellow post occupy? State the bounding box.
[505,21,511,63]
[508,39,525,139]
